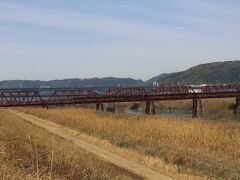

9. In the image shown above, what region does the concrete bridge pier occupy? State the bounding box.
[234,97,240,115]
[106,103,116,113]
[145,101,156,115]
[192,99,203,118]
[236,97,240,108]
[96,103,104,112]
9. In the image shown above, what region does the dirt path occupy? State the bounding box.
[8,109,174,180]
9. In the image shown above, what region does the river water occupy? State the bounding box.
[115,108,192,118]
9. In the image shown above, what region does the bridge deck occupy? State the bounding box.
[0,85,240,107]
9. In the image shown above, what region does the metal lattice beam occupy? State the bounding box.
[0,84,240,107]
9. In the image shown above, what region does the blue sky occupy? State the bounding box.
[0,0,239,81]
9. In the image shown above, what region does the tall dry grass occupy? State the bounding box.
[0,109,142,180]
[17,107,240,179]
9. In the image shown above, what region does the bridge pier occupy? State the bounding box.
[145,101,156,115]
[106,103,116,113]
[236,97,240,108]
[42,105,49,110]
[192,99,203,118]
[234,97,240,115]
[96,103,104,112]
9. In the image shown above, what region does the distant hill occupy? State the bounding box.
[0,77,144,88]
[1,61,240,88]
[147,61,240,85]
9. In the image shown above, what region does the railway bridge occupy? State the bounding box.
[1,84,240,118]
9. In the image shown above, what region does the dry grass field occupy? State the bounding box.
[16,107,240,179]
[0,109,142,180]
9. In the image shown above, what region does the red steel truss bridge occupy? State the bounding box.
[1,84,240,117]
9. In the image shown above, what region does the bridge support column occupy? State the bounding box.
[236,97,240,109]
[145,101,156,115]
[192,99,203,118]
[106,103,116,113]
[234,97,240,115]
[96,103,104,112]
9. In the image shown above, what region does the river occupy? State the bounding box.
[115,108,192,118]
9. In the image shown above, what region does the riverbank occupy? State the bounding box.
[116,98,239,120]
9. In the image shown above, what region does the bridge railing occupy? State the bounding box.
[48,88,99,102]
[103,87,148,96]
[152,86,191,95]
[0,90,43,106]
[200,84,240,93]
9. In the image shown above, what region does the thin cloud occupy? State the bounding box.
[0,2,188,39]
[0,2,239,40]
[105,1,240,36]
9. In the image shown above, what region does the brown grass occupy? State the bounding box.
[0,109,142,180]
[16,107,240,179]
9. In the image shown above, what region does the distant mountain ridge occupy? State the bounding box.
[147,60,240,85]
[0,77,144,88]
[0,61,240,88]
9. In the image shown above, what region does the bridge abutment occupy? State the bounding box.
[145,101,156,115]
[192,99,203,118]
